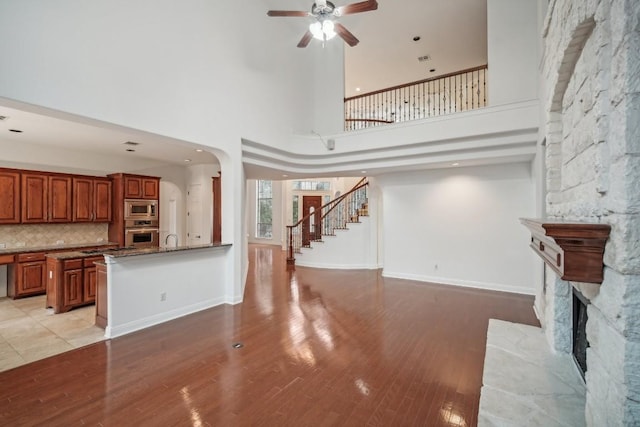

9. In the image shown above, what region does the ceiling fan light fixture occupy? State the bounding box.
[310,19,336,41]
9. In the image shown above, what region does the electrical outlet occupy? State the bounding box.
[56,240,65,245]
[160,292,167,302]
[15,242,25,247]
[0,243,5,249]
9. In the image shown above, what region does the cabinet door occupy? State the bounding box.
[73,177,93,222]
[142,178,159,199]
[49,175,72,222]
[93,179,112,222]
[17,261,46,295]
[83,267,97,303]
[21,173,48,223]
[124,176,143,198]
[63,269,83,307]
[0,170,20,224]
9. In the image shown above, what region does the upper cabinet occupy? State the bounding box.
[123,175,159,199]
[22,173,72,223]
[73,177,112,222]
[0,170,21,224]
[48,175,73,223]
[0,167,113,225]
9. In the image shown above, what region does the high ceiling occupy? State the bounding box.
[263,0,488,97]
[0,1,487,172]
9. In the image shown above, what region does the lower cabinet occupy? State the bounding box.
[7,253,47,298]
[47,256,103,313]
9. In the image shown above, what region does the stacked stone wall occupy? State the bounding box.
[542,0,640,424]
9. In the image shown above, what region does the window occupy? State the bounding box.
[292,195,299,223]
[292,180,331,191]
[256,180,272,238]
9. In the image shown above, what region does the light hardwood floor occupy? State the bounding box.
[0,244,538,426]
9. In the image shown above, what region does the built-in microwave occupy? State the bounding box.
[124,199,158,220]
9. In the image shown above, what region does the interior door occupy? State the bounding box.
[302,196,322,246]
[187,184,203,246]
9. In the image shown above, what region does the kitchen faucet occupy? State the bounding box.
[165,233,178,247]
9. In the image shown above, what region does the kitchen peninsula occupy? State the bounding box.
[94,243,231,338]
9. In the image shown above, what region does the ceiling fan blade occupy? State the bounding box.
[336,0,378,16]
[267,10,310,17]
[334,23,359,47]
[297,31,313,48]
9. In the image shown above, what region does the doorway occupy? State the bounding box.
[187,184,203,246]
[302,196,322,246]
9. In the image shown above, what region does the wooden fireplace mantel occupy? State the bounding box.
[520,218,611,284]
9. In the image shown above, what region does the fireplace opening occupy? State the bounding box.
[572,287,589,379]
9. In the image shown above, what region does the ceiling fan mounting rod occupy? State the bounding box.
[312,1,335,17]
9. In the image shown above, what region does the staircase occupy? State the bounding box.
[286,178,369,268]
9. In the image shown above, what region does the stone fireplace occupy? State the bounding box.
[539,0,640,424]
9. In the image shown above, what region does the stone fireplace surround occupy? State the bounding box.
[481,1,639,425]
[539,0,640,424]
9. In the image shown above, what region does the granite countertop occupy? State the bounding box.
[45,243,232,261]
[104,243,232,259]
[0,242,119,257]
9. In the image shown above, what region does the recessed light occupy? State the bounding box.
[452,162,459,166]
[126,148,136,152]
[9,129,22,133]
[184,159,192,162]
[123,141,140,146]
[430,68,436,73]
[413,36,421,42]
[195,149,203,153]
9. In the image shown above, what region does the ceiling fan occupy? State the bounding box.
[267,0,378,48]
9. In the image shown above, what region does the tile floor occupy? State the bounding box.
[0,295,106,372]
[478,319,586,427]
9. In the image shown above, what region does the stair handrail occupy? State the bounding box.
[286,177,368,267]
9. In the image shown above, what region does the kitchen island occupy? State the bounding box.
[96,243,232,338]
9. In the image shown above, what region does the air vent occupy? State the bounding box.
[418,55,431,62]
[123,141,140,146]
[0,116,8,121]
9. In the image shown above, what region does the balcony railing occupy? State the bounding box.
[344,65,488,131]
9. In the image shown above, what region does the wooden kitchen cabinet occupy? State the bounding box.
[21,172,72,223]
[0,169,21,224]
[21,173,48,223]
[7,252,47,298]
[83,256,101,302]
[46,255,104,313]
[63,267,83,307]
[48,175,73,222]
[73,177,112,222]
[123,175,159,199]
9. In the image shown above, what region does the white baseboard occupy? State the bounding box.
[381,271,535,296]
[296,260,381,270]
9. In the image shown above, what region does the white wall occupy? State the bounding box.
[0,1,344,303]
[378,162,536,294]
[487,0,539,106]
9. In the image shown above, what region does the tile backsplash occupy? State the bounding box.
[0,224,109,248]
